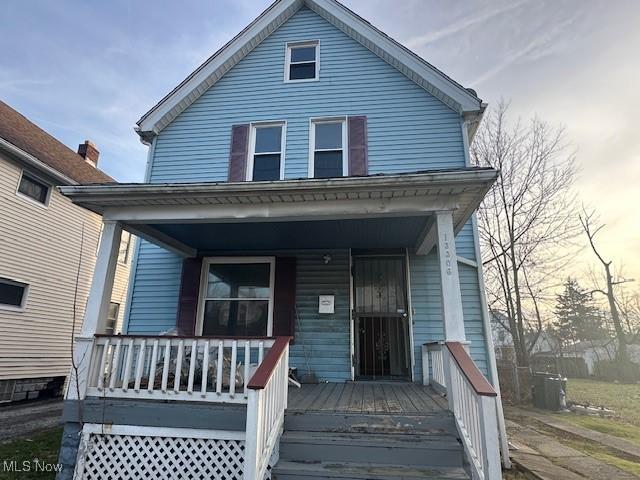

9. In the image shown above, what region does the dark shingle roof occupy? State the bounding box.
[0,100,114,184]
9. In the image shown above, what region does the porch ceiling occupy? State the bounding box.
[150,216,429,251]
[59,168,497,256]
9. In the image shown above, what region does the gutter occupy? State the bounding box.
[59,168,497,200]
[0,137,78,186]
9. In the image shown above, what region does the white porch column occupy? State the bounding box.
[67,221,122,400]
[435,211,466,342]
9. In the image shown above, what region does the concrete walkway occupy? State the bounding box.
[507,418,639,479]
[0,399,63,442]
[512,408,640,462]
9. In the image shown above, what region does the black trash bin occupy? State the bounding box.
[531,372,547,409]
[531,372,567,411]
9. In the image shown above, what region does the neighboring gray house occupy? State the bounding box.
[0,101,132,403]
[57,1,509,478]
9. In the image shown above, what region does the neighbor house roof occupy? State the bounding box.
[136,0,485,143]
[0,100,114,185]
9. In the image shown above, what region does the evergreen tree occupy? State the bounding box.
[553,278,606,350]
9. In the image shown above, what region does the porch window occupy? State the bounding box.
[0,278,28,310]
[285,41,319,82]
[310,118,346,178]
[247,123,285,181]
[199,258,274,336]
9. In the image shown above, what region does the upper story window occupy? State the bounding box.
[309,118,347,178]
[0,278,28,311]
[285,41,319,82]
[247,122,286,181]
[17,171,50,205]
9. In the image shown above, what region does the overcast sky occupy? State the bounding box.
[1,0,638,285]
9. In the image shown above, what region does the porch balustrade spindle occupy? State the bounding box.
[148,340,159,392]
[174,340,184,393]
[121,339,134,391]
[187,340,197,393]
[134,339,146,391]
[229,341,237,397]
[201,340,210,395]
[161,340,171,392]
[216,341,224,394]
[109,339,122,390]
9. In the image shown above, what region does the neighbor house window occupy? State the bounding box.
[285,41,319,82]
[198,258,274,336]
[247,122,286,181]
[17,171,49,205]
[118,231,132,264]
[0,278,28,310]
[105,302,119,335]
[310,118,347,178]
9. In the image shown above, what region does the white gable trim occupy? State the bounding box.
[136,0,483,141]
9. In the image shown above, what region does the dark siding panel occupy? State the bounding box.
[348,116,368,176]
[228,124,249,182]
[176,257,202,335]
[273,257,296,337]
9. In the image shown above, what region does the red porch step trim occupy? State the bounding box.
[445,341,497,397]
[248,336,292,390]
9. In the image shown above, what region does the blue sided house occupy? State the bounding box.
[59,1,509,479]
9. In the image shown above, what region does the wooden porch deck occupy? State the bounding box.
[287,382,448,415]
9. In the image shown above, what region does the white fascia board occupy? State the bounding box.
[0,137,78,186]
[137,0,302,134]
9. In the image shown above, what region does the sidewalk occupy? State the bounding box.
[506,411,639,479]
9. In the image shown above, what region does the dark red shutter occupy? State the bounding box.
[228,124,249,182]
[348,116,368,176]
[273,257,296,339]
[176,257,203,335]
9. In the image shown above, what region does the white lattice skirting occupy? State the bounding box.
[74,425,272,480]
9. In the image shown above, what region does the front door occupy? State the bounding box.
[353,255,411,380]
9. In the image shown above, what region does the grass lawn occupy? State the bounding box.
[0,428,62,480]
[567,378,640,427]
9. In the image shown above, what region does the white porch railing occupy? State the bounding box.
[87,335,275,403]
[423,341,502,480]
[244,337,290,480]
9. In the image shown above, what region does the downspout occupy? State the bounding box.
[472,213,512,468]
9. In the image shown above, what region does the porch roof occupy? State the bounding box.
[60,168,496,256]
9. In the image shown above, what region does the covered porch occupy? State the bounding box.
[59,168,507,480]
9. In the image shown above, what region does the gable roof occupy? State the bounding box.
[0,100,114,185]
[136,0,485,143]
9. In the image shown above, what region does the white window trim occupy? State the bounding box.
[246,121,287,181]
[284,40,320,83]
[0,277,29,312]
[195,256,276,337]
[308,116,348,179]
[15,169,51,208]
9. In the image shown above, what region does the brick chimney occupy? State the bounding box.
[77,140,99,167]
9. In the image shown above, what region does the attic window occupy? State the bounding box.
[285,41,319,82]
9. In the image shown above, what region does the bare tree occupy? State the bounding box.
[580,208,636,361]
[471,101,579,367]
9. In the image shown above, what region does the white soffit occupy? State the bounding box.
[136,0,483,140]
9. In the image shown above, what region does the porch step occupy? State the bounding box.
[284,412,457,435]
[274,410,468,479]
[271,461,469,480]
[279,431,463,467]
